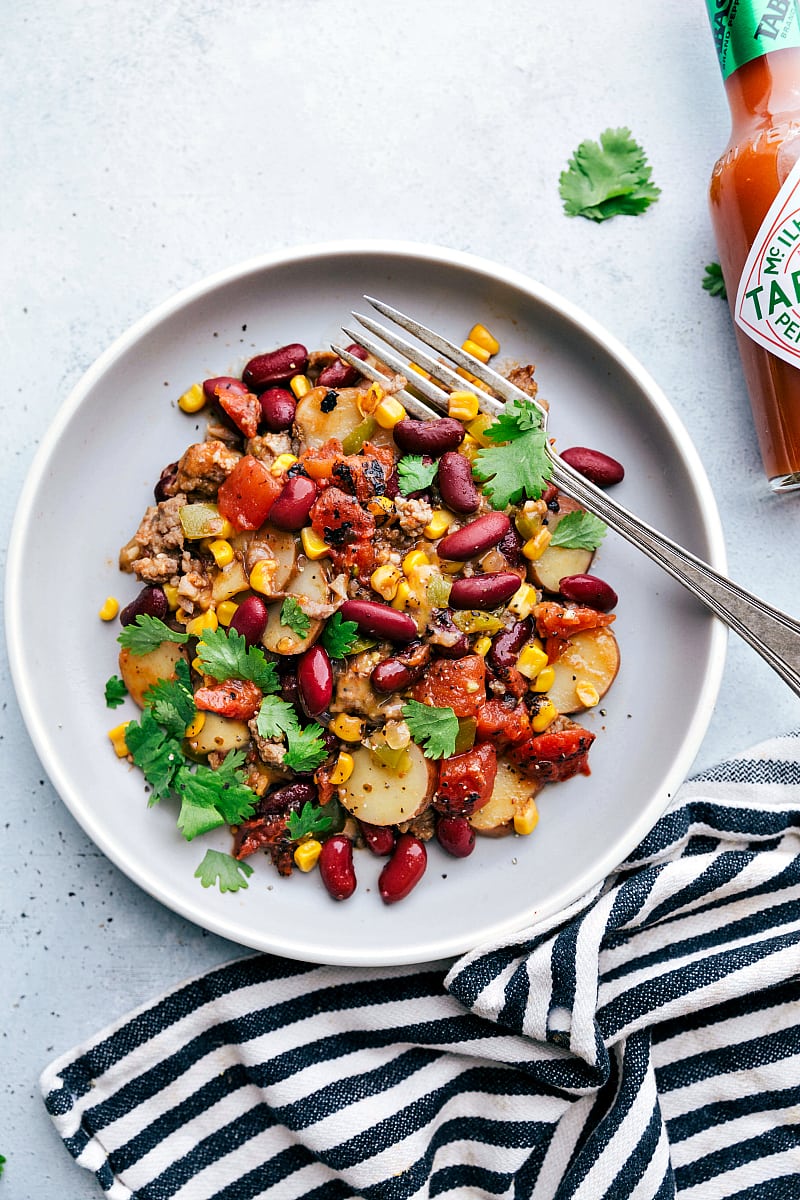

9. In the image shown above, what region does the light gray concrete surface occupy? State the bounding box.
[2,1,798,1193]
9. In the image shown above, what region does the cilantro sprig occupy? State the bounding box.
[280,596,311,639]
[283,723,329,773]
[397,455,438,496]
[401,700,460,760]
[256,695,301,740]
[559,127,660,222]
[320,611,360,658]
[118,615,189,656]
[144,658,196,738]
[703,262,727,299]
[286,801,333,840]
[472,396,550,509]
[194,849,253,893]
[104,675,128,709]
[550,510,607,550]
[196,626,279,692]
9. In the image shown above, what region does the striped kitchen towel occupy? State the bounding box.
[41,731,800,1199]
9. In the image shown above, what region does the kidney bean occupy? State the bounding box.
[449,572,521,610]
[119,585,168,627]
[437,512,511,561]
[560,446,625,487]
[489,617,533,674]
[297,644,333,717]
[269,474,317,530]
[154,461,179,503]
[427,610,471,659]
[317,343,368,388]
[259,386,296,432]
[202,375,248,404]
[393,417,465,457]
[437,451,481,514]
[229,594,269,646]
[379,833,427,904]
[319,836,357,901]
[371,657,419,693]
[359,821,396,856]
[436,815,476,858]
[384,469,399,499]
[559,573,619,612]
[338,599,417,642]
[497,524,524,568]
[259,780,316,816]
[243,343,309,391]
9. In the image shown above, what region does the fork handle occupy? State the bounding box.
[549,458,800,698]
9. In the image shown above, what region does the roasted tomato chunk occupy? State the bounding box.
[533,601,615,640]
[232,814,293,874]
[215,385,261,439]
[411,654,486,718]
[509,720,596,783]
[217,454,282,530]
[475,698,532,748]
[309,485,376,578]
[435,742,497,816]
[194,678,263,721]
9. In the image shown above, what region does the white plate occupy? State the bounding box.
[5,241,727,966]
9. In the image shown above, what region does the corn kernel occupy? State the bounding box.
[507,583,538,620]
[374,396,407,428]
[191,656,205,674]
[270,453,299,476]
[186,609,218,638]
[177,382,206,414]
[108,722,131,758]
[459,433,481,463]
[514,801,540,836]
[402,549,430,576]
[290,374,312,398]
[368,495,395,518]
[532,700,558,732]
[423,509,454,539]
[576,680,600,708]
[163,584,180,611]
[98,596,119,621]
[523,528,552,561]
[441,559,463,575]
[466,413,496,446]
[294,838,323,872]
[517,643,549,680]
[532,665,555,693]
[249,560,278,594]
[468,323,500,356]
[216,600,238,627]
[448,390,481,422]
[175,607,190,625]
[473,635,493,657]
[358,382,384,416]
[185,712,206,738]
[391,579,413,610]
[329,751,355,785]
[407,362,431,379]
[300,527,331,560]
[462,338,491,364]
[370,563,402,601]
[208,538,234,568]
[329,713,364,742]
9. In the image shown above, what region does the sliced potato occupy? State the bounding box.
[546,626,620,714]
[118,641,187,709]
[235,525,298,595]
[469,757,542,836]
[294,385,365,449]
[186,713,251,756]
[528,496,594,594]
[338,741,436,826]
[261,558,330,654]
[211,557,249,605]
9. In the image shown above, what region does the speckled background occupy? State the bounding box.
[2,1,798,1192]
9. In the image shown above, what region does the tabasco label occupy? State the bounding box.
[706,1,800,79]
[735,156,800,368]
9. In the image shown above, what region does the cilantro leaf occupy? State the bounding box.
[196,626,279,692]
[550,510,607,550]
[283,724,329,773]
[175,751,256,827]
[397,455,438,496]
[320,610,360,658]
[118,615,189,656]
[401,700,460,760]
[559,127,660,222]
[0,1154,5,1177]
[256,695,301,740]
[177,797,227,841]
[703,261,727,299]
[104,675,128,709]
[286,800,334,840]
[483,395,544,442]
[143,658,196,738]
[280,596,311,639]
[473,427,550,508]
[123,709,184,803]
[194,849,253,893]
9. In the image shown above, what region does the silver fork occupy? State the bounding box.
[331,295,800,700]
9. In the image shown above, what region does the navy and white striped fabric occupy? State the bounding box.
[42,731,800,1198]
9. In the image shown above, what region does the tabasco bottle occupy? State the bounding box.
[705,1,800,491]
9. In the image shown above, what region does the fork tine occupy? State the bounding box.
[340,325,452,417]
[364,295,542,417]
[330,343,440,422]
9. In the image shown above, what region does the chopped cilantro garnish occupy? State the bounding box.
[550,510,607,550]
[559,127,660,222]
[401,700,460,760]
[194,849,253,893]
[196,626,279,692]
[703,261,727,299]
[104,675,128,708]
[320,610,360,658]
[118,615,189,656]
[280,596,311,639]
[255,695,301,740]
[472,397,550,509]
[143,658,196,738]
[283,723,329,773]
[397,455,438,496]
[123,709,184,803]
[175,751,256,827]
[286,800,334,840]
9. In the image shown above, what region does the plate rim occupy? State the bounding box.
[5,238,728,964]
